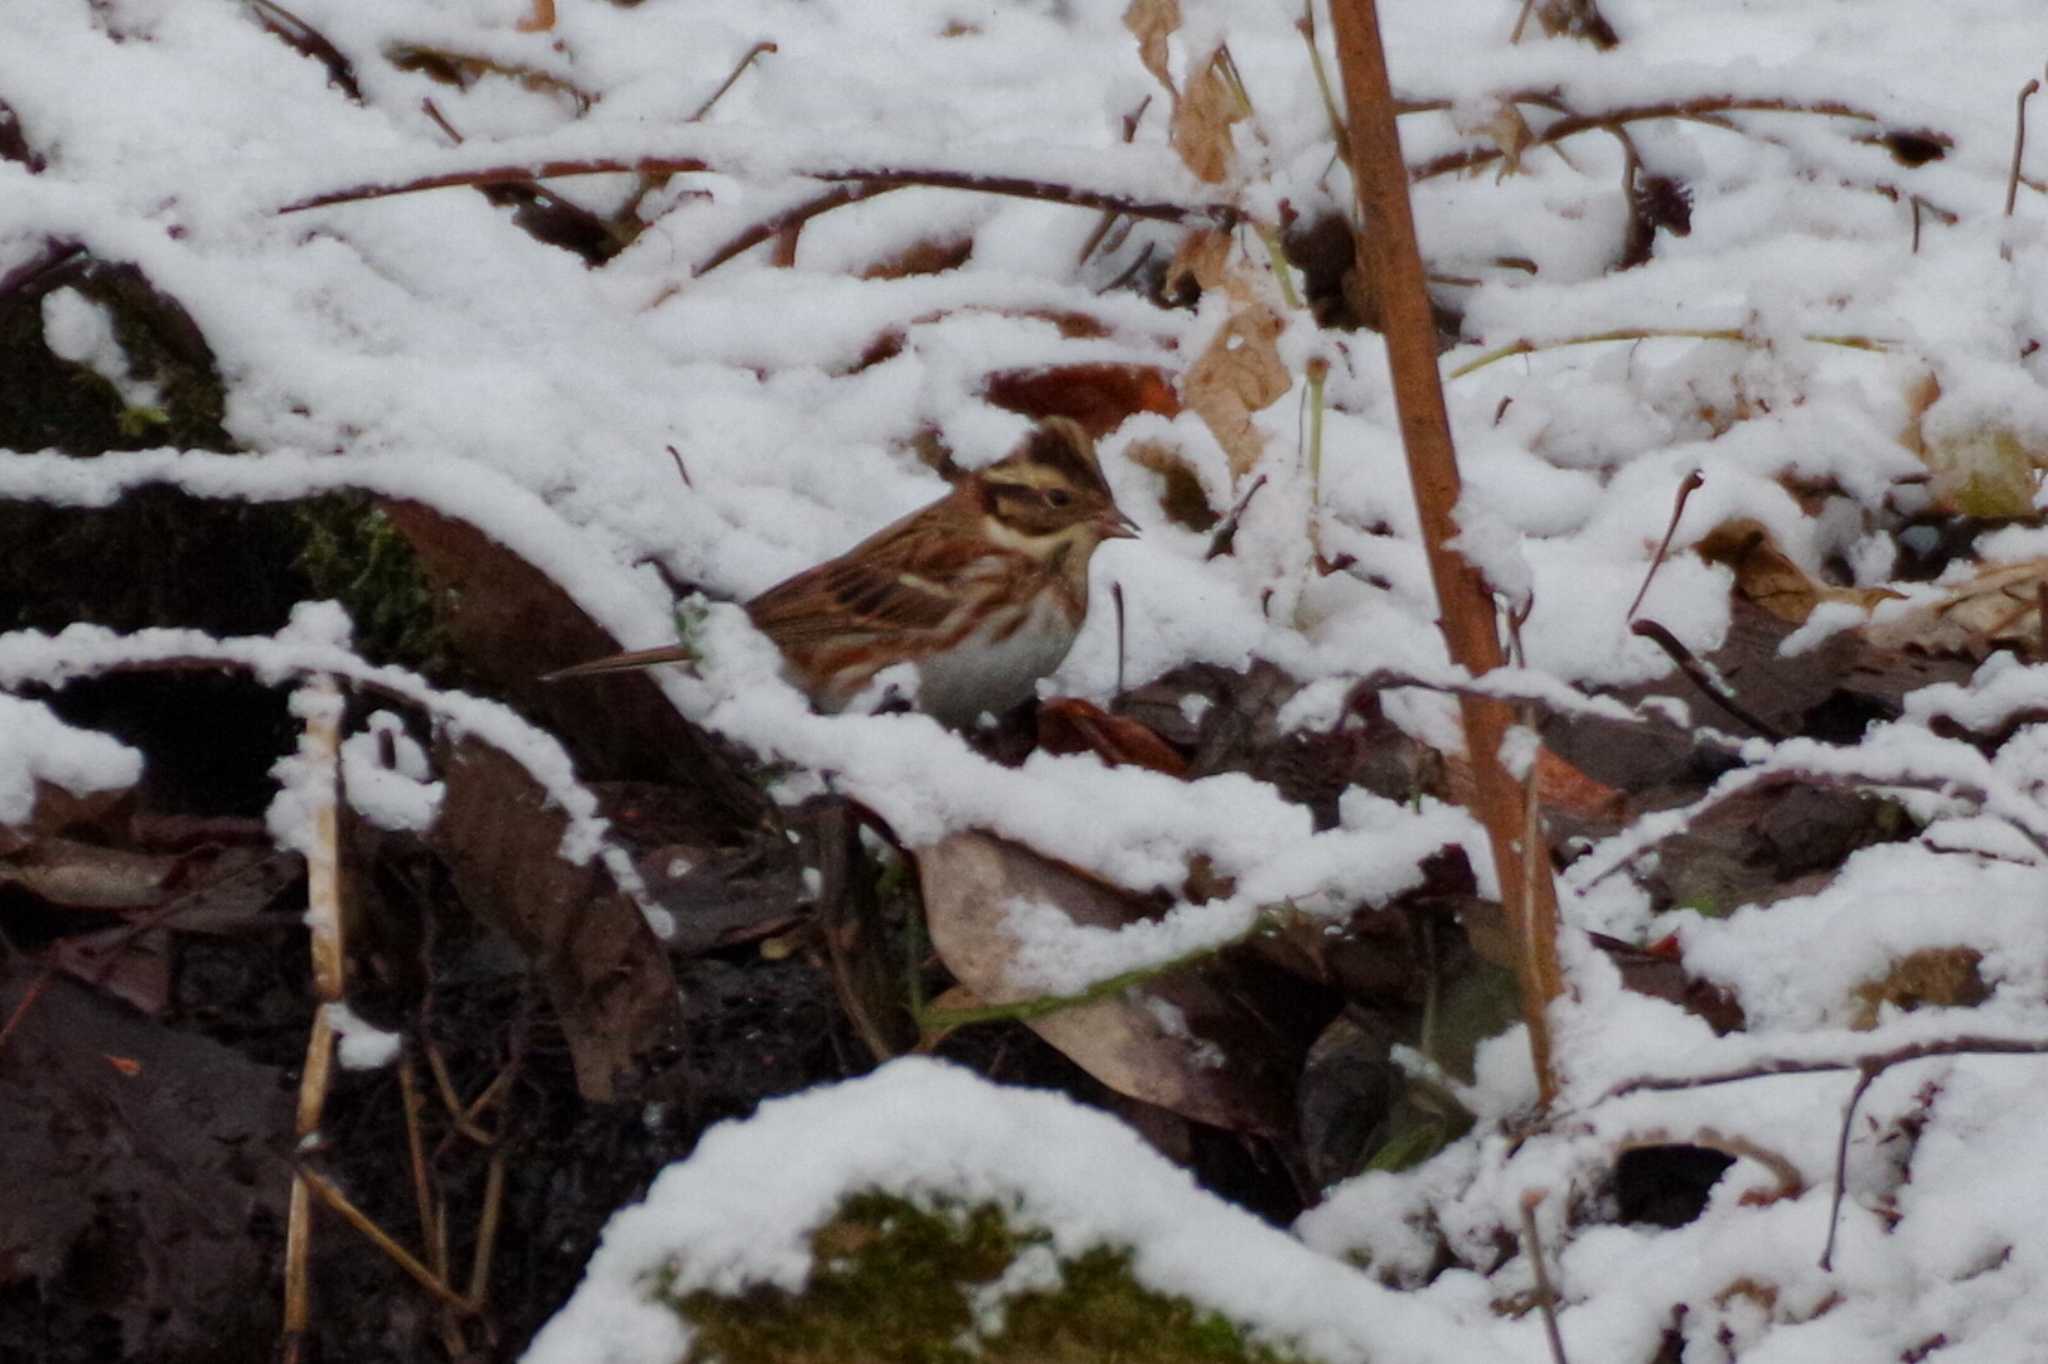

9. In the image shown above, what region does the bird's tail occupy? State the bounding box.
[541,643,699,682]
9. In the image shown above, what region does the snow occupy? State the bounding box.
[522,1058,1521,1364]
[11,0,2048,1357]
[0,692,143,827]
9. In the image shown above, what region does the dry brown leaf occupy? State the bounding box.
[1035,698,1190,776]
[858,235,973,280]
[0,837,186,909]
[1481,101,1536,181]
[1170,48,1243,184]
[981,361,1180,436]
[1123,435,1219,530]
[1850,946,1986,1029]
[1185,298,1288,478]
[1899,371,2048,517]
[1443,745,1624,822]
[1165,226,1233,299]
[429,735,683,1102]
[919,831,1296,1133]
[1695,519,1900,625]
[1122,0,1180,92]
[1860,559,2048,657]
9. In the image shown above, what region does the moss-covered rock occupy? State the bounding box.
[657,1192,1317,1364]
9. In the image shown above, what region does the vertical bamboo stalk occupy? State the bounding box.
[1324,0,1566,1104]
[282,674,348,1357]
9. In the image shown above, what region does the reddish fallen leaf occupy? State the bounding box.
[43,926,172,1016]
[983,362,1181,436]
[103,1054,141,1076]
[1444,742,1625,821]
[1036,698,1189,776]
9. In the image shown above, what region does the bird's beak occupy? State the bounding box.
[1101,508,1140,540]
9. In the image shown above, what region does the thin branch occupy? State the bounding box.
[1606,1035,2048,1101]
[1520,1193,1572,1364]
[696,184,886,274]
[689,41,777,122]
[1820,1061,1881,1271]
[283,158,1239,228]
[296,1165,474,1312]
[1411,94,1887,182]
[2008,79,2039,217]
[1448,327,1892,380]
[1626,471,1704,621]
[1629,618,1785,740]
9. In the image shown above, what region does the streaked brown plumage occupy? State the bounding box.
[548,418,1136,725]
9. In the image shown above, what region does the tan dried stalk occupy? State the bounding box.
[281,673,346,1362]
[1326,0,1566,1105]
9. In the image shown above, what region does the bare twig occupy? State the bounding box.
[1626,471,1704,621]
[0,969,53,1058]
[1332,0,1565,1106]
[1820,1061,1882,1271]
[1411,94,1887,183]
[296,1165,473,1312]
[466,1150,509,1309]
[283,158,1238,229]
[1520,1192,1572,1364]
[1510,0,1539,44]
[696,183,886,274]
[1628,619,1783,739]
[1449,327,1891,380]
[1112,582,1128,696]
[690,41,777,122]
[1606,1035,2048,1102]
[398,1053,437,1270]
[0,238,84,301]
[1204,473,1268,560]
[2009,79,2040,217]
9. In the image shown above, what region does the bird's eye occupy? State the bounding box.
[1045,488,1073,508]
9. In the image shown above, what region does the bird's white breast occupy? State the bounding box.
[914,590,1080,726]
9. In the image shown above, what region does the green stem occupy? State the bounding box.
[1446,327,1894,380]
[1298,1,1350,155]
[1213,44,1306,310]
[1306,357,1329,512]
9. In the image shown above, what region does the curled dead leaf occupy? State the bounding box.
[1170,49,1244,184]
[1860,559,2048,657]
[1184,299,1288,478]
[1695,519,1900,625]
[1901,372,2048,518]
[1122,0,1180,93]
[982,362,1180,437]
[1122,436,1219,530]
[918,831,1298,1133]
[1036,699,1189,776]
[1850,946,1986,1029]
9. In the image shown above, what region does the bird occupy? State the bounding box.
[547,417,1137,726]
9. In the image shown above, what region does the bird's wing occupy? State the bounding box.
[746,502,1019,648]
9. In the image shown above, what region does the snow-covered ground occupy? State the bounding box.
[10,0,2048,1358]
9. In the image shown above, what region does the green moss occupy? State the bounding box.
[655,1192,1322,1364]
[293,496,448,669]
